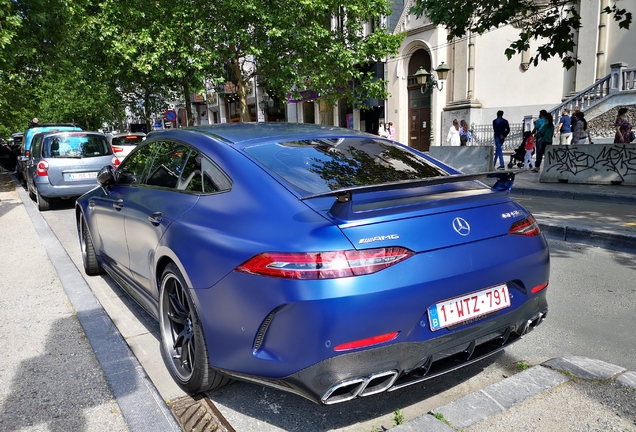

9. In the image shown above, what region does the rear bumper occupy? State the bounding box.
[217,291,548,404]
[36,179,98,198]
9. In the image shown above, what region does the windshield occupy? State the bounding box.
[44,134,112,158]
[244,137,448,194]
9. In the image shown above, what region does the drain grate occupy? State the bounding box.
[170,394,235,432]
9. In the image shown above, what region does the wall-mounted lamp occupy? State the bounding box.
[259,91,274,110]
[414,62,451,93]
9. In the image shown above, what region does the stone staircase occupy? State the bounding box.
[549,62,636,142]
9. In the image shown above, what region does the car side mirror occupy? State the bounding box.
[97,165,116,194]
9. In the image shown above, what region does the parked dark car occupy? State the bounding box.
[0,134,21,171]
[76,123,549,405]
[16,123,82,185]
[26,131,116,210]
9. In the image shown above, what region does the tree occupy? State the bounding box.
[410,0,632,69]
[211,0,404,122]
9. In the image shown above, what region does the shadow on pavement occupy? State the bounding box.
[0,316,128,432]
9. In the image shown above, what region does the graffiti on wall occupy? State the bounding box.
[545,145,636,182]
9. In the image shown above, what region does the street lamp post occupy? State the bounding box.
[414,62,451,93]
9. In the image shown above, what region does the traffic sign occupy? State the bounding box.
[165,109,177,122]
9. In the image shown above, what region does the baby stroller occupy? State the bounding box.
[507,138,527,169]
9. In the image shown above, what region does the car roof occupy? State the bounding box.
[153,123,373,149]
[110,132,146,137]
[28,122,80,129]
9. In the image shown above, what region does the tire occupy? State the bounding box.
[36,188,50,211]
[79,214,103,275]
[159,263,232,394]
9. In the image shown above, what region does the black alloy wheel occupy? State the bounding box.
[159,263,231,394]
[79,215,103,275]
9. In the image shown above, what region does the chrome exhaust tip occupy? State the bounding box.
[321,370,399,404]
[359,370,399,397]
[321,377,366,405]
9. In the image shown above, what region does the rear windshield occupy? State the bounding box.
[112,135,145,146]
[44,134,112,158]
[244,137,448,194]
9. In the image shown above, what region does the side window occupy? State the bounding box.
[177,151,203,192]
[201,157,232,193]
[31,135,44,159]
[145,142,189,189]
[117,141,164,185]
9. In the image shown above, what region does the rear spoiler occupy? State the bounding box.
[299,170,522,203]
[300,170,522,221]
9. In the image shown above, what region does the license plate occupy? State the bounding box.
[428,284,510,331]
[66,172,97,181]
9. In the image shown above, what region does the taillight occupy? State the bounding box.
[111,156,120,168]
[509,215,541,236]
[36,160,49,176]
[236,247,414,280]
[112,146,124,153]
[531,281,549,294]
[334,331,399,352]
[25,150,30,157]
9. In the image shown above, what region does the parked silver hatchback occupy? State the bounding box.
[26,131,116,211]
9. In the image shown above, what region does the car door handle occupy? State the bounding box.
[148,212,163,226]
[113,199,124,211]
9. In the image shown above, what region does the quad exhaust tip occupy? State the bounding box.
[321,370,399,405]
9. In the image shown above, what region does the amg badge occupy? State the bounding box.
[359,234,400,244]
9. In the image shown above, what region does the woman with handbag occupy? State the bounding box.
[614,108,633,143]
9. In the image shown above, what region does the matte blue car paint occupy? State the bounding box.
[191,234,549,377]
[76,123,550,403]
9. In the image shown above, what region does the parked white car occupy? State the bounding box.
[109,132,146,162]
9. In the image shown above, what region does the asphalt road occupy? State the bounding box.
[36,196,636,432]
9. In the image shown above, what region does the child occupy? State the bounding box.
[523,131,535,169]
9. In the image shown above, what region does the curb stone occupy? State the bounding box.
[394,357,636,431]
[543,356,627,381]
[617,371,636,388]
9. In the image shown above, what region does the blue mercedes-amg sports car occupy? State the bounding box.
[76,123,549,405]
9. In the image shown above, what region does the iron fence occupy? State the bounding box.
[470,122,524,151]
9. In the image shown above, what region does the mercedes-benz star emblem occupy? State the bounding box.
[452,217,471,236]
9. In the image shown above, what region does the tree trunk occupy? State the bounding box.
[182,76,193,127]
[229,55,251,123]
[113,103,125,131]
[144,88,152,132]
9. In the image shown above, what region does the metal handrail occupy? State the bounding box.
[549,74,611,123]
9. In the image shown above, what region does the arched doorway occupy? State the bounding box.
[408,50,432,151]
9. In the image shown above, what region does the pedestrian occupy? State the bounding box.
[388,122,396,140]
[571,111,593,144]
[532,112,554,172]
[555,108,572,144]
[613,107,634,143]
[459,120,471,146]
[571,107,581,133]
[522,131,535,169]
[28,117,39,128]
[492,110,510,169]
[378,122,389,138]
[446,119,461,146]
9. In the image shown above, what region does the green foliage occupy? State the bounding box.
[0,0,404,133]
[410,0,632,69]
[392,408,406,426]
[517,361,530,371]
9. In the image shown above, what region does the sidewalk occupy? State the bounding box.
[0,168,180,431]
[1,165,636,432]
